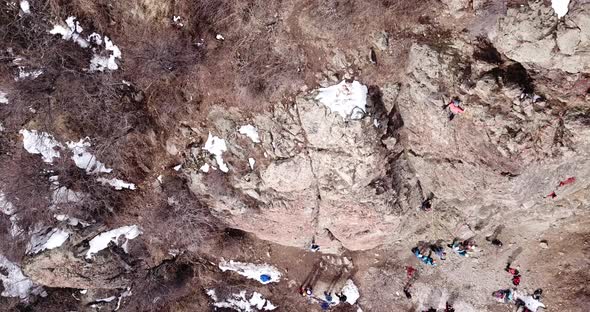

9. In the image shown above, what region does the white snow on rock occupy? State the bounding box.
[200,163,210,173]
[19,129,62,163]
[0,191,15,215]
[316,80,368,120]
[204,133,229,172]
[96,296,117,302]
[1,192,22,237]
[0,91,8,104]
[55,214,90,227]
[249,292,276,311]
[88,32,103,45]
[248,158,256,170]
[96,177,136,190]
[172,16,184,27]
[0,255,43,299]
[85,225,142,259]
[218,260,281,284]
[49,16,89,48]
[207,289,277,311]
[216,34,225,40]
[114,287,132,311]
[552,0,570,18]
[238,125,261,143]
[20,0,30,14]
[27,228,70,254]
[263,301,277,310]
[49,17,121,71]
[66,139,112,174]
[16,67,43,80]
[341,279,360,305]
[90,37,122,72]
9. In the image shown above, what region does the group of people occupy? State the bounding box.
[493,262,545,311]
[412,238,477,266]
[298,256,352,311]
[422,302,455,312]
[493,287,545,312]
[299,286,348,310]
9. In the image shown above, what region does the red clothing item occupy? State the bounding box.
[449,103,465,114]
[507,268,519,275]
[546,191,557,199]
[406,266,416,279]
[558,177,576,187]
[512,275,521,286]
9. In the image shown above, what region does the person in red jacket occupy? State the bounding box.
[505,263,522,286]
[442,98,465,120]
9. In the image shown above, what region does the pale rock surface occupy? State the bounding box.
[23,250,131,289]
[490,2,590,74]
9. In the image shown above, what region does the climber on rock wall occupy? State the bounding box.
[442,97,465,120]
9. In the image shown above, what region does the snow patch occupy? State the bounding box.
[207,289,277,311]
[341,279,360,305]
[218,260,281,284]
[66,139,112,174]
[1,192,22,237]
[0,91,8,104]
[86,225,142,259]
[248,158,256,170]
[88,33,103,45]
[19,129,62,163]
[49,16,89,48]
[90,37,122,72]
[20,1,30,14]
[552,0,570,18]
[55,214,90,227]
[16,67,43,80]
[0,191,15,215]
[49,17,121,71]
[200,163,210,173]
[0,255,44,299]
[96,177,136,190]
[216,34,225,40]
[95,296,117,303]
[115,287,132,311]
[27,228,70,254]
[316,80,368,120]
[238,125,261,143]
[172,16,184,27]
[204,133,229,172]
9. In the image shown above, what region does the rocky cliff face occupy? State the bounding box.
[189,1,590,257]
[1,0,589,311]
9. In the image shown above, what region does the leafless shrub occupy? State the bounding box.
[0,151,53,231]
[149,175,219,247]
[185,0,232,36]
